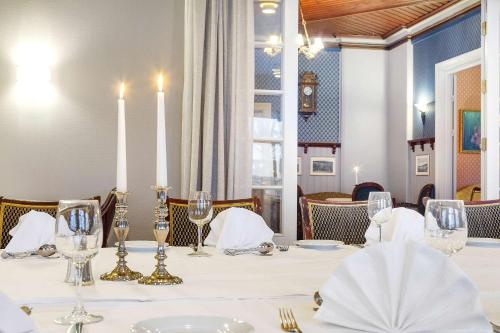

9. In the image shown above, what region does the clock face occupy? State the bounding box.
[303,86,313,96]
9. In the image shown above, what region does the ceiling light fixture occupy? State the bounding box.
[260,2,278,15]
[263,34,282,57]
[298,2,324,59]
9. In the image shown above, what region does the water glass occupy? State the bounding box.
[188,191,213,257]
[424,199,468,256]
[367,192,393,242]
[54,200,103,325]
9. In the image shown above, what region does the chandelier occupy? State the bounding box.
[297,4,324,59]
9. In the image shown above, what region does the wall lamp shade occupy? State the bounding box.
[415,102,434,125]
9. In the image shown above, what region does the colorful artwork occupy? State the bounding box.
[459,110,481,153]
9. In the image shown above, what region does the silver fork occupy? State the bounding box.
[277,245,289,252]
[279,308,303,333]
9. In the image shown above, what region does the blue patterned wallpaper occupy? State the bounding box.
[298,48,341,142]
[255,48,281,90]
[412,8,481,139]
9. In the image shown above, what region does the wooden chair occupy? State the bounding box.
[0,191,115,248]
[398,184,435,214]
[351,182,384,201]
[470,186,481,202]
[297,185,305,240]
[464,199,500,238]
[167,197,262,246]
[299,197,370,245]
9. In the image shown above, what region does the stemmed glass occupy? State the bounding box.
[367,192,393,243]
[54,200,103,325]
[188,191,213,257]
[424,199,468,256]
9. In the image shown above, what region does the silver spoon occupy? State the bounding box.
[2,244,57,259]
[224,242,274,256]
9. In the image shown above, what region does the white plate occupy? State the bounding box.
[296,239,344,250]
[130,315,254,333]
[467,238,500,248]
[115,241,165,252]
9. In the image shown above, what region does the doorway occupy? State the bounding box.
[453,65,482,201]
[435,48,481,200]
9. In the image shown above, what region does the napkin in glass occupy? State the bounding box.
[365,207,424,245]
[205,208,274,250]
[0,292,37,333]
[315,240,491,332]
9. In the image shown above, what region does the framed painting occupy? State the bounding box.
[415,154,430,176]
[297,157,302,176]
[310,157,336,176]
[459,110,481,154]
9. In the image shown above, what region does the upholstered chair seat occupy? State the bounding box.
[167,197,262,246]
[300,198,370,245]
[465,200,500,238]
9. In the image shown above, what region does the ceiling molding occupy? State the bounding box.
[317,0,480,50]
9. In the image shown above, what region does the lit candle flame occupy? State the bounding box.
[353,166,360,172]
[157,74,163,92]
[119,82,125,99]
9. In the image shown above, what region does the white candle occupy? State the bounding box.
[116,82,127,192]
[156,74,168,187]
[353,166,359,185]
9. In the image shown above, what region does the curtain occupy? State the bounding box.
[181,0,254,200]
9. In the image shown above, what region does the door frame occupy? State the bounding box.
[435,48,481,199]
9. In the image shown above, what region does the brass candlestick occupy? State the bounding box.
[138,186,183,285]
[100,191,143,281]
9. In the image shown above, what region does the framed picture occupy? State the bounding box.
[459,110,481,154]
[415,154,430,176]
[254,102,272,118]
[310,157,336,176]
[297,157,302,175]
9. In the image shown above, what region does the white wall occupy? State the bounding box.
[340,48,388,193]
[387,42,411,202]
[0,0,184,240]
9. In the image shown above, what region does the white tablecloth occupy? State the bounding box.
[1,245,500,332]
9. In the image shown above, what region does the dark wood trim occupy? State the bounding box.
[340,43,386,50]
[408,137,435,152]
[298,142,341,155]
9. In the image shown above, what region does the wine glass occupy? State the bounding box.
[424,200,468,256]
[367,192,393,243]
[54,200,103,325]
[188,191,213,257]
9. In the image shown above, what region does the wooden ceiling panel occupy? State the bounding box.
[301,0,461,38]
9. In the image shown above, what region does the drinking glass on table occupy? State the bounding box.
[367,192,393,243]
[188,191,213,257]
[424,200,467,256]
[54,200,103,325]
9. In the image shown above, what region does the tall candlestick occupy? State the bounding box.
[116,83,127,192]
[156,74,168,187]
[353,166,360,185]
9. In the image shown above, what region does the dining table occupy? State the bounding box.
[1,243,500,332]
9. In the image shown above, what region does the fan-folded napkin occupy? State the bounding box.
[205,208,274,250]
[315,240,491,332]
[365,207,424,245]
[0,292,37,333]
[4,210,56,252]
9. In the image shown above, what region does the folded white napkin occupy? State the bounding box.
[4,210,56,252]
[365,207,424,245]
[205,208,274,250]
[315,241,491,332]
[0,292,37,333]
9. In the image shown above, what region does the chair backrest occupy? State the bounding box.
[100,190,117,247]
[417,184,435,215]
[470,186,481,202]
[297,185,305,240]
[0,194,107,249]
[464,200,500,238]
[351,182,384,201]
[167,197,262,246]
[300,197,370,244]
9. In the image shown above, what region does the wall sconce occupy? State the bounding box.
[15,43,52,91]
[414,101,434,125]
